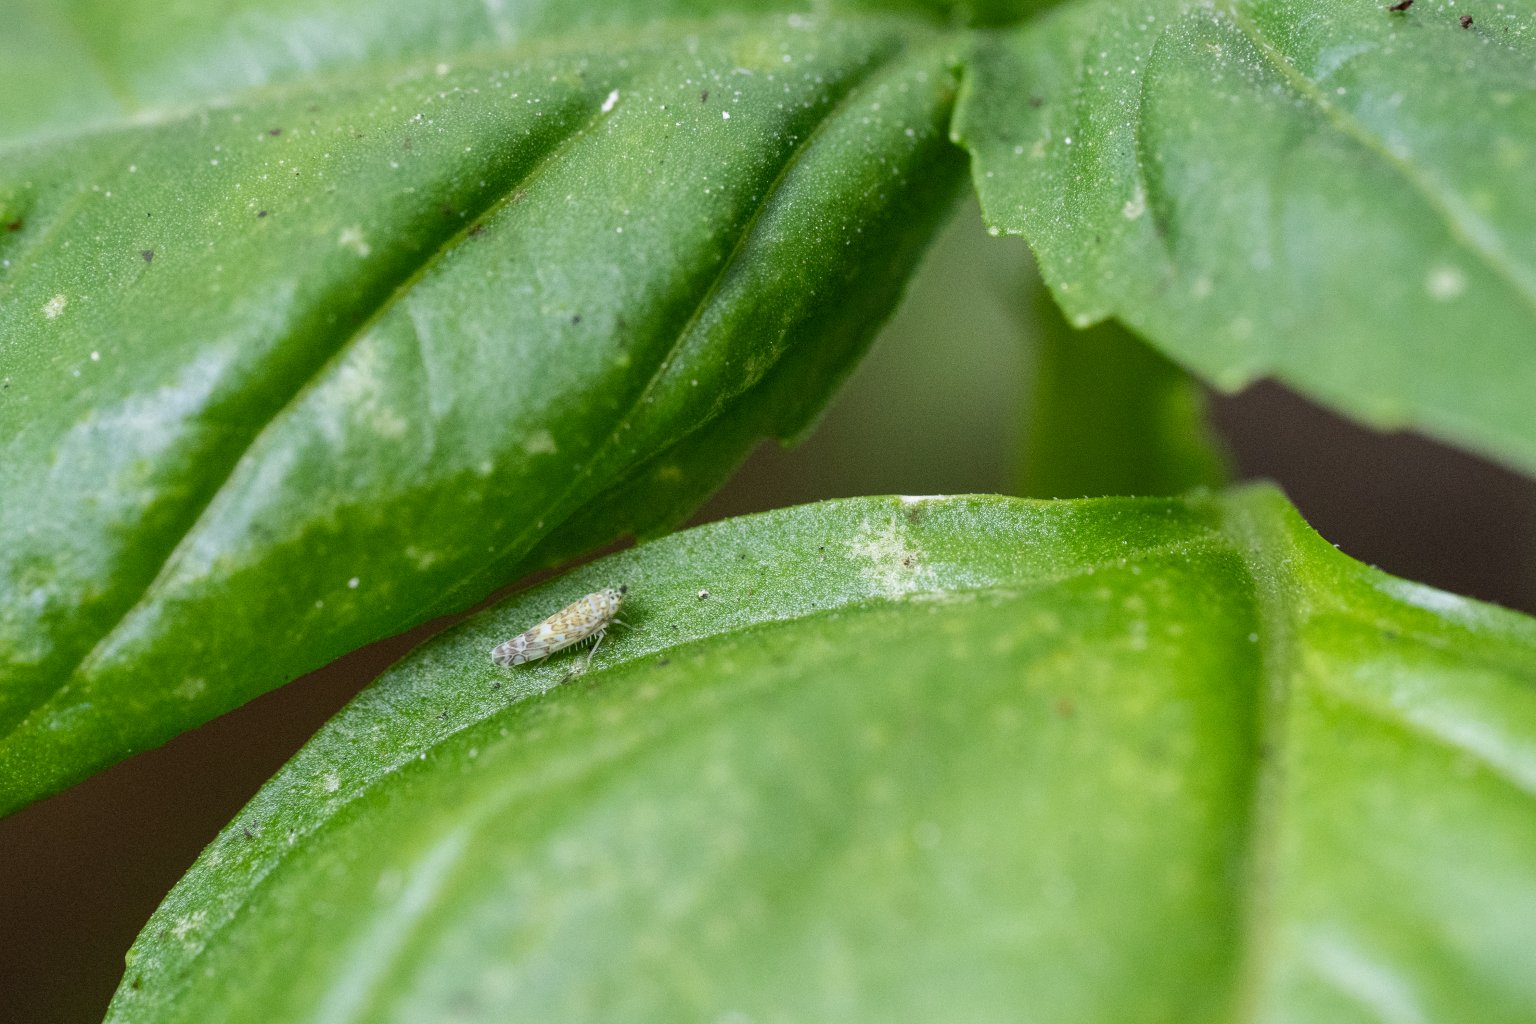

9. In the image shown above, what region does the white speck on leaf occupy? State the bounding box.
[348,576,360,589]
[43,294,67,319]
[338,226,371,257]
[601,89,620,113]
[1425,265,1466,301]
[405,545,440,570]
[1122,186,1147,220]
[522,429,558,455]
[171,910,207,944]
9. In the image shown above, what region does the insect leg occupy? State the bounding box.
[581,628,608,673]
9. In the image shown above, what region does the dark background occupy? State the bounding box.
[4,204,1532,1023]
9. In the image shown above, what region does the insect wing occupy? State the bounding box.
[491,594,597,665]
[492,588,626,667]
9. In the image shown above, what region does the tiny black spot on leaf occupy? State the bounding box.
[141,250,154,263]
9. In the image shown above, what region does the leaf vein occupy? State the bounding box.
[2,96,623,739]
[425,41,915,616]
[1224,3,1536,316]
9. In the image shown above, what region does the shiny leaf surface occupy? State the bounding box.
[0,14,967,812]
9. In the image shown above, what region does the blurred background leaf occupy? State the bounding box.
[1019,284,1228,498]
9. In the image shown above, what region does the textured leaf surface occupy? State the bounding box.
[110,491,1536,1023]
[0,0,1049,145]
[956,0,1536,474]
[0,13,967,812]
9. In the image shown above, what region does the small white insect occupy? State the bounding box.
[491,585,627,673]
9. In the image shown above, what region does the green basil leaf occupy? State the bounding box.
[0,16,966,813]
[956,0,1536,474]
[110,491,1536,1022]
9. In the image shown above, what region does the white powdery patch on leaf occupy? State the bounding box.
[848,513,937,599]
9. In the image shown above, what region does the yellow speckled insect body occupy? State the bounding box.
[492,586,627,671]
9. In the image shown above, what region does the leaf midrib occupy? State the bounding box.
[1217,489,1301,1024]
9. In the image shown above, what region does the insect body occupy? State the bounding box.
[491,585,627,672]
